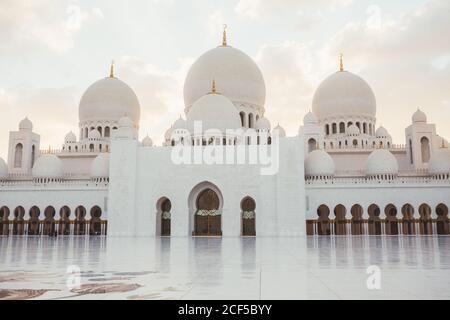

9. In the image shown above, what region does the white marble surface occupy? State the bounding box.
[0,236,449,300]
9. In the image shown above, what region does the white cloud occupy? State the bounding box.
[0,0,103,53]
[235,0,353,19]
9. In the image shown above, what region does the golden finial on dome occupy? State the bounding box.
[222,24,227,46]
[211,79,217,94]
[109,60,115,78]
[339,53,344,72]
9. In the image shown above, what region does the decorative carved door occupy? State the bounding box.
[194,189,221,236]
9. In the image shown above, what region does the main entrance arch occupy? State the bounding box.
[189,182,223,236]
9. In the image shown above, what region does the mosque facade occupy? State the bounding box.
[1,32,449,237]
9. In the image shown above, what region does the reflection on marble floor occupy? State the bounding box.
[0,236,449,300]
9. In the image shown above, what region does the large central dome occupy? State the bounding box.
[312,70,376,121]
[183,45,266,112]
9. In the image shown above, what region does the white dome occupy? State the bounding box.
[375,126,390,138]
[428,148,450,175]
[186,93,241,133]
[164,125,174,140]
[79,77,140,126]
[142,135,153,147]
[347,124,360,136]
[88,129,101,140]
[173,116,187,130]
[19,117,33,131]
[365,149,398,176]
[90,153,110,178]
[255,117,271,131]
[305,149,335,177]
[303,111,318,125]
[412,109,427,123]
[65,131,76,143]
[183,45,266,110]
[32,154,63,178]
[0,157,8,179]
[312,71,376,121]
[272,124,286,138]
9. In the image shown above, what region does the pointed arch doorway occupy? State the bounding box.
[241,197,256,236]
[189,182,223,236]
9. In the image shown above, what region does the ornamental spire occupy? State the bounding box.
[339,53,344,72]
[109,60,115,78]
[222,24,227,46]
[211,79,217,94]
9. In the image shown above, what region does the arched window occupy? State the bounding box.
[239,112,246,127]
[325,124,330,135]
[332,123,337,134]
[347,121,353,127]
[308,138,317,153]
[409,139,413,164]
[104,126,110,137]
[420,137,430,163]
[339,122,345,133]
[14,143,23,168]
[97,126,102,137]
[356,122,361,131]
[352,139,358,147]
[31,145,36,167]
[248,113,254,128]
[89,144,94,152]
[84,127,88,138]
[363,123,367,134]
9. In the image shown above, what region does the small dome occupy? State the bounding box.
[186,93,241,133]
[312,71,376,121]
[88,129,101,140]
[19,117,33,131]
[375,126,389,138]
[173,116,187,130]
[90,153,110,178]
[184,45,266,110]
[347,124,360,136]
[65,131,76,143]
[305,149,335,177]
[32,154,63,178]
[412,109,427,123]
[0,157,8,179]
[164,125,174,140]
[428,148,450,175]
[255,117,271,131]
[142,135,153,147]
[118,115,133,128]
[365,149,398,176]
[272,124,286,138]
[79,77,140,126]
[303,111,318,125]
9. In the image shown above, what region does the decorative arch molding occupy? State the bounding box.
[187,181,224,236]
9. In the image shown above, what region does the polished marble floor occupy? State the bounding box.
[0,236,449,299]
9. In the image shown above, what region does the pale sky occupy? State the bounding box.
[1,0,449,158]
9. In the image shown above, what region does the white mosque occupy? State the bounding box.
[0,30,449,237]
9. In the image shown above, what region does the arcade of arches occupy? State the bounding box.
[307,203,449,236]
[0,205,107,236]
